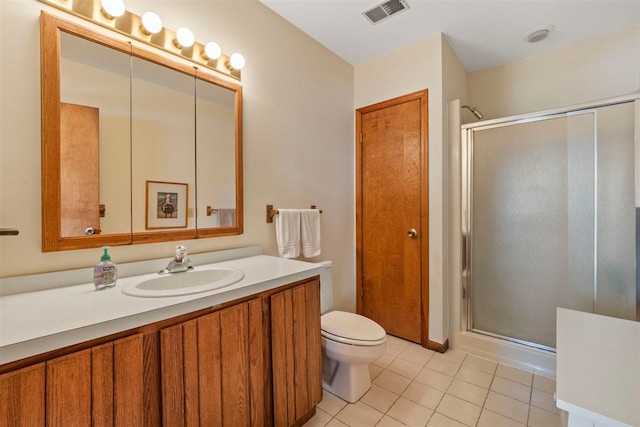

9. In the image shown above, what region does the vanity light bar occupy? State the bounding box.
[39,0,243,80]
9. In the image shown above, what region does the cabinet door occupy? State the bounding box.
[47,349,92,426]
[271,279,322,427]
[91,334,144,427]
[0,363,45,427]
[45,334,144,427]
[160,299,265,427]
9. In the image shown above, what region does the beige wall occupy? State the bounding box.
[354,34,451,344]
[0,1,356,311]
[441,37,468,344]
[468,26,640,120]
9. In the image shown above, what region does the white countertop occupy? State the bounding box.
[0,253,323,365]
[556,308,640,427]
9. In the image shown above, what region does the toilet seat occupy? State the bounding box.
[321,311,386,346]
[321,330,386,346]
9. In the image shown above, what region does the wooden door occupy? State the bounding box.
[356,90,429,345]
[60,102,101,236]
[0,363,45,427]
[271,280,322,427]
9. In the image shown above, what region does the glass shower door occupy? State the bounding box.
[464,101,637,350]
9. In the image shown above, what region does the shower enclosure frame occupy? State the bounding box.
[460,93,640,352]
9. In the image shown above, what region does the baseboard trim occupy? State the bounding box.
[427,339,449,353]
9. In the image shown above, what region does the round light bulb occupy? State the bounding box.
[229,53,245,70]
[101,0,125,18]
[141,11,162,35]
[204,42,221,60]
[175,27,195,49]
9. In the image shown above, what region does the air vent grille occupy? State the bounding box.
[363,0,410,24]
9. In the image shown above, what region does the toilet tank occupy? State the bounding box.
[317,260,333,314]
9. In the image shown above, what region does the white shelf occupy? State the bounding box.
[556,308,640,427]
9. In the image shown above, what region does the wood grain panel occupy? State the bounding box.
[248,298,265,426]
[197,312,222,427]
[359,94,425,344]
[143,332,162,427]
[0,363,44,427]
[304,280,323,406]
[60,102,100,237]
[182,320,200,427]
[40,11,63,252]
[261,298,274,427]
[283,290,296,424]
[161,324,185,427]
[46,349,92,426]
[292,286,309,419]
[91,343,114,427]
[220,304,250,427]
[114,334,144,427]
[270,292,288,427]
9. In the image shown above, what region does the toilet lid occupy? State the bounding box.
[321,311,386,343]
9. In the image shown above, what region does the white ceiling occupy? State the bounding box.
[260,0,640,72]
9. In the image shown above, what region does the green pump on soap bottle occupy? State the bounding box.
[94,246,117,290]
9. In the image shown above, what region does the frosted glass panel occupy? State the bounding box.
[469,102,639,349]
[596,103,636,320]
[471,114,595,348]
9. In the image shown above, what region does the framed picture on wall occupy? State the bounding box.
[145,180,188,229]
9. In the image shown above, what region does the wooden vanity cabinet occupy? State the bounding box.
[157,278,323,427]
[0,276,321,427]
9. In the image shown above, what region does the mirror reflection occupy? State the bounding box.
[130,57,196,233]
[59,32,131,238]
[196,77,237,229]
[41,12,243,252]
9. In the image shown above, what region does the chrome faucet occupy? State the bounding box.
[158,245,194,274]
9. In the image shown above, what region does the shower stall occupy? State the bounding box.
[461,95,639,353]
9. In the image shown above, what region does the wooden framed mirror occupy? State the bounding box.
[41,12,243,251]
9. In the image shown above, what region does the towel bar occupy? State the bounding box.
[266,204,322,223]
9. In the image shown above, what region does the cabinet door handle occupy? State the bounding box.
[84,227,101,235]
[407,228,418,238]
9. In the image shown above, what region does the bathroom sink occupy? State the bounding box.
[121,268,245,297]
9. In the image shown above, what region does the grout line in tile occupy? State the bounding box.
[310,339,559,427]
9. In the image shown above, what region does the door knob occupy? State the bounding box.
[407,228,418,238]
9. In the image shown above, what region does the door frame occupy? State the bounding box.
[355,89,430,348]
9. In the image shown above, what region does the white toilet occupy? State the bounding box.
[318,261,387,403]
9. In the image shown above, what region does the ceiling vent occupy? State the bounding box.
[363,0,410,25]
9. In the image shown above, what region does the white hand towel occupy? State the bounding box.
[275,209,301,258]
[300,209,321,258]
[218,208,236,227]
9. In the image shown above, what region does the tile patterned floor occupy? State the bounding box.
[305,335,564,427]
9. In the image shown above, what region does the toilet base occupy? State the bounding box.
[322,356,372,403]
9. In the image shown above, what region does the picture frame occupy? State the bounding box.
[145,180,188,229]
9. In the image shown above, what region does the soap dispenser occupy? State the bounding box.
[94,246,117,290]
